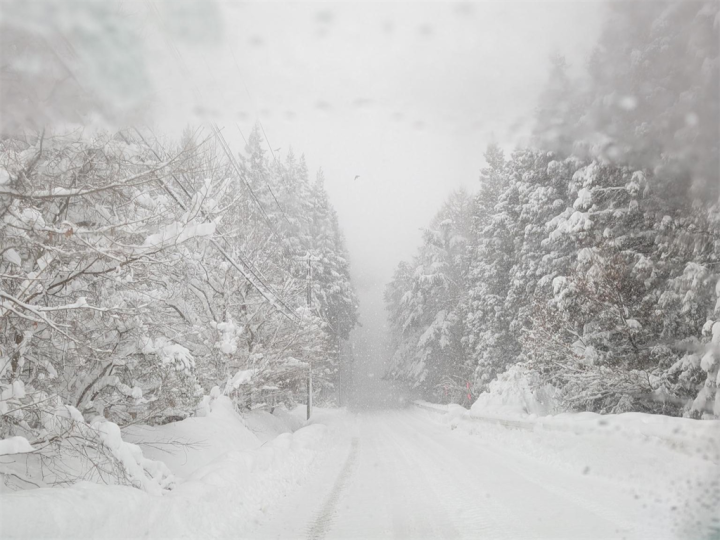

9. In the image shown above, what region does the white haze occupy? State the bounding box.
[0,0,605,397]
[141,1,605,385]
[2,2,718,538]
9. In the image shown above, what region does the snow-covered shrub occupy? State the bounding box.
[0,399,174,492]
[471,364,559,417]
[0,131,211,433]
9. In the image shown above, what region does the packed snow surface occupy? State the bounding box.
[249,407,718,539]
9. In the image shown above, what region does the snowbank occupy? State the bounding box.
[0,436,33,456]
[420,401,719,454]
[432,400,720,452]
[0,397,329,539]
[414,401,720,538]
[461,364,720,451]
[242,407,303,443]
[123,396,263,478]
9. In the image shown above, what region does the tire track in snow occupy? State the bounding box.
[306,437,359,540]
[377,412,462,539]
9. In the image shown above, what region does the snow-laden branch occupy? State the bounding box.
[0,290,106,314]
[0,158,180,200]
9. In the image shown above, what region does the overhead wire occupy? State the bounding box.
[227,49,295,228]
[194,55,291,229]
[129,127,300,323]
[142,3,301,322]
[149,1,301,293]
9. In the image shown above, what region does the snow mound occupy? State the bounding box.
[0,436,33,456]
[1,397,332,539]
[471,364,558,417]
[92,419,174,495]
[241,405,306,443]
[124,396,262,479]
[272,405,305,432]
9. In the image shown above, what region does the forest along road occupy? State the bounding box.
[246,408,671,540]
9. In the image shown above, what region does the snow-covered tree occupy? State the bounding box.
[535,1,720,200]
[464,145,520,392]
[0,124,360,488]
[385,190,473,403]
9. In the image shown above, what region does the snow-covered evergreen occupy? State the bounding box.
[385,190,474,403]
[386,0,720,418]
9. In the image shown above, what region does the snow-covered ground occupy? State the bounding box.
[1,398,718,539]
[0,397,328,539]
[418,403,720,539]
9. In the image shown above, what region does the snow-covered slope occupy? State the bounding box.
[0,398,330,539]
[122,396,264,479]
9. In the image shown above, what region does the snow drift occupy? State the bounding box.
[0,397,328,539]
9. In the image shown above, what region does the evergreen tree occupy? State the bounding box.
[385,190,473,403]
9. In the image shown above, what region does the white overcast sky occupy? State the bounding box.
[141,0,605,368]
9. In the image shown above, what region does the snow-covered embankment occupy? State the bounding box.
[414,367,720,538]
[0,397,327,539]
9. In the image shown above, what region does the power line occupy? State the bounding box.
[210,122,276,230]
[140,127,299,320]
[128,128,300,324]
[213,51,293,228]
[142,4,303,321]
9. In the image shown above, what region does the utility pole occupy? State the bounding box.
[295,252,320,420]
[307,365,312,421]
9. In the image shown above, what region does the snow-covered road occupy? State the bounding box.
[1,402,715,539]
[247,407,699,540]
